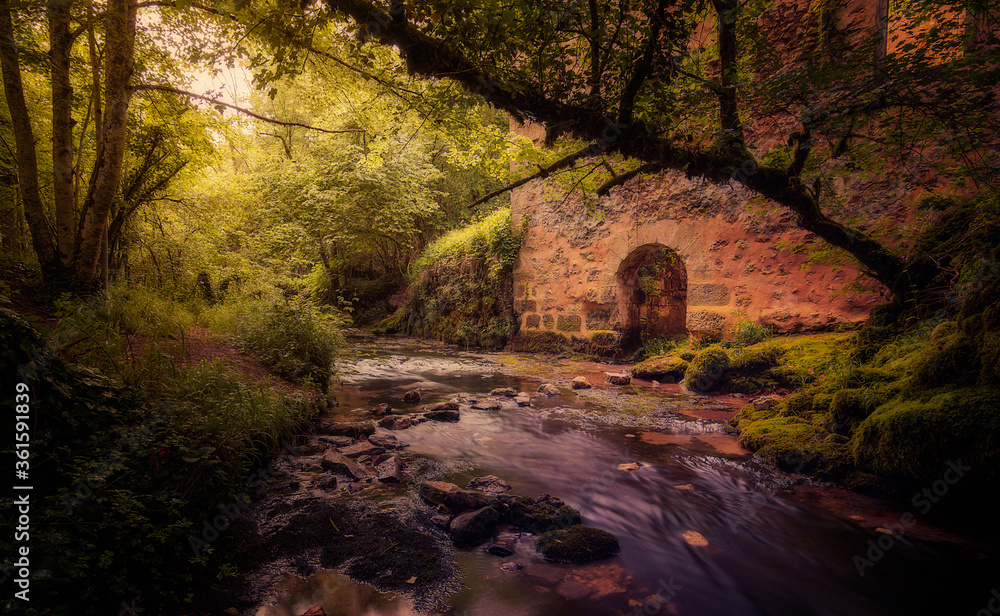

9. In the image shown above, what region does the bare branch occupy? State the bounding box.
[133,85,366,135]
[596,162,664,196]
[467,145,597,208]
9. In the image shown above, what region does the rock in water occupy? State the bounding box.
[376,455,404,483]
[472,400,502,410]
[316,420,375,438]
[535,525,621,563]
[424,401,460,411]
[402,389,422,403]
[369,402,393,416]
[340,441,386,458]
[571,376,592,389]
[466,475,512,495]
[617,462,640,471]
[319,435,356,448]
[514,395,531,407]
[448,506,500,545]
[486,541,516,557]
[377,415,415,430]
[504,495,581,532]
[368,433,408,449]
[537,383,561,396]
[604,372,632,385]
[490,387,518,397]
[320,451,368,480]
[424,409,460,422]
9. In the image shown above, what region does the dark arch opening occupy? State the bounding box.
[617,244,687,347]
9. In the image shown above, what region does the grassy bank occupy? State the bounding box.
[1,284,341,615]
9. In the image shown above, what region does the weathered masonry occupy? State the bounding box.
[509,126,891,343]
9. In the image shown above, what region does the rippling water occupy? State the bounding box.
[258,339,997,616]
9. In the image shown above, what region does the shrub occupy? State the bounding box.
[733,319,773,347]
[232,299,342,391]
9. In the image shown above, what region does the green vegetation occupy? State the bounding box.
[376,209,523,349]
[1,307,317,614]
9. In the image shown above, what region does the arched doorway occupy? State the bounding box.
[617,244,687,345]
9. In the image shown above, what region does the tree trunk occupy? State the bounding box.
[1,0,59,275]
[49,0,76,263]
[75,0,135,286]
[874,0,889,64]
[712,0,743,146]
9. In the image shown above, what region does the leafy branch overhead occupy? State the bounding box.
[321,0,1000,303]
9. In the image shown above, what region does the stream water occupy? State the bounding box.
[256,337,998,616]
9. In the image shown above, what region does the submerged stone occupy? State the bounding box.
[537,383,561,396]
[424,409,460,422]
[504,494,581,533]
[490,387,519,397]
[402,389,422,403]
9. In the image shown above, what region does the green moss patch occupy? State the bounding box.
[535,525,621,563]
[850,388,1000,483]
[631,354,689,381]
[683,345,730,392]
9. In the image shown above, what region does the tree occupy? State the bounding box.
[318,0,1000,306]
[1,0,137,289]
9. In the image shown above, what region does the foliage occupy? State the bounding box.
[379,209,523,349]
[1,307,314,615]
[229,298,342,392]
[733,319,774,347]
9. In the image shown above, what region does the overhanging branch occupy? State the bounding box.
[467,145,597,208]
[133,85,366,136]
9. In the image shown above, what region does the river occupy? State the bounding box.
[253,336,997,616]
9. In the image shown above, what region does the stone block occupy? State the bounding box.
[585,308,614,330]
[543,314,555,329]
[688,283,730,306]
[687,310,726,334]
[525,314,541,328]
[557,314,582,332]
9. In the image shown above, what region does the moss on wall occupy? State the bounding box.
[375,209,523,349]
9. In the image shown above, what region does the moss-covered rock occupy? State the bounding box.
[850,387,1000,484]
[684,345,731,392]
[737,415,850,475]
[503,495,581,533]
[631,354,689,381]
[535,525,621,563]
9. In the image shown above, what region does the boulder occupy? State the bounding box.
[617,462,640,471]
[535,525,621,563]
[466,475,512,495]
[378,415,415,430]
[489,387,519,397]
[472,400,502,411]
[418,481,461,506]
[571,376,592,390]
[375,455,404,483]
[402,389,422,403]
[537,383,561,396]
[514,395,532,407]
[448,506,500,545]
[340,441,385,458]
[316,420,375,438]
[369,402,393,416]
[504,494,581,533]
[320,451,368,480]
[368,433,409,449]
[604,372,632,386]
[424,409,460,422]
